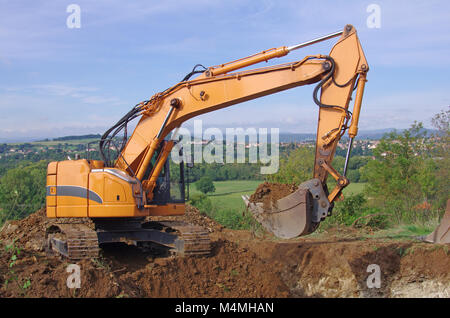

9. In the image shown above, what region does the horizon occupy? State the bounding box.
[1,127,438,144]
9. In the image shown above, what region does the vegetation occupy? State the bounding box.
[321,193,389,230]
[0,161,48,225]
[3,239,31,295]
[361,121,447,225]
[0,108,447,235]
[189,193,213,213]
[267,146,314,184]
[189,180,261,230]
[195,176,216,194]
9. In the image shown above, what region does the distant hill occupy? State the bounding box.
[279,133,316,142]
[38,134,102,142]
[280,128,439,142]
[5,128,440,145]
[354,128,438,140]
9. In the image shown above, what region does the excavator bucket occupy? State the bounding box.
[242,179,330,239]
[420,200,450,244]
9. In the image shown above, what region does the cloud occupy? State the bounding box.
[32,84,98,97]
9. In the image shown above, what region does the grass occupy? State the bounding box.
[189,180,262,213]
[343,182,366,195]
[369,221,440,240]
[189,180,262,230]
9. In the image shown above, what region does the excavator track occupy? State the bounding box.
[45,219,211,260]
[160,221,211,256]
[46,223,99,260]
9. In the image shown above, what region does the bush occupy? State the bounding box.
[212,208,255,230]
[188,193,213,214]
[195,176,216,194]
[332,193,367,226]
[322,193,389,230]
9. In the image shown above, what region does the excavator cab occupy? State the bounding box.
[150,157,186,205]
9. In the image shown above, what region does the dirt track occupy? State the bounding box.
[0,208,449,298]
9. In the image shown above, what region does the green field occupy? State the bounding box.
[189,180,366,218]
[189,180,262,213]
[343,182,366,195]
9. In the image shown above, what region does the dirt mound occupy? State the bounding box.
[0,205,218,252]
[249,182,297,209]
[150,204,223,233]
[1,208,449,298]
[0,209,93,252]
[108,240,289,297]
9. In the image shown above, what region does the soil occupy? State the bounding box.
[249,182,297,209]
[0,207,449,298]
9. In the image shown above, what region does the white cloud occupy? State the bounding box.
[32,84,98,97]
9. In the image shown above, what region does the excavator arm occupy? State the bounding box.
[111,24,367,202]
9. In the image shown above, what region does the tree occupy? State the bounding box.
[267,146,314,184]
[361,122,437,223]
[430,107,450,210]
[0,161,48,224]
[195,176,216,194]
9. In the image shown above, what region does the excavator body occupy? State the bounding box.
[45,24,372,259]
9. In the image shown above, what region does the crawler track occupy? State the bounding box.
[161,221,211,256]
[46,223,99,260]
[45,219,211,260]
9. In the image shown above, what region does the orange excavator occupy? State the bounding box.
[45,24,369,259]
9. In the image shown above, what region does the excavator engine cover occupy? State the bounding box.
[243,179,330,239]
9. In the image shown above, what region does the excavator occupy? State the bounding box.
[45,24,370,259]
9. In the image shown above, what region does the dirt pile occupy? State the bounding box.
[0,209,93,252]
[1,208,449,298]
[0,206,287,297]
[151,204,223,233]
[106,240,289,297]
[249,182,297,209]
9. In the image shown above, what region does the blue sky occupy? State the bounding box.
[0,0,449,141]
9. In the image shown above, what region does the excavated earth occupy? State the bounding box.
[249,182,297,209]
[0,207,449,298]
